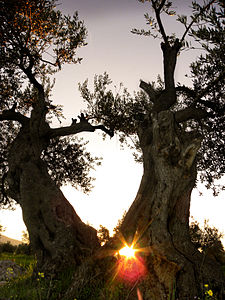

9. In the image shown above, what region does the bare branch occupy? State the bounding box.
[40,57,57,67]
[19,64,44,94]
[139,80,156,102]
[152,0,168,43]
[0,110,29,125]
[49,116,114,139]
[161,39,182,90]
[93,125,114,137]
[175,107,208,123]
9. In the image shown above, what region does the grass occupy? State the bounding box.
[0,252,132,300]
[0,252,35,268]
[0,252,223,299]
[0,252,75,300]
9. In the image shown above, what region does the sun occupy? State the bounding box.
[119,245,136,259]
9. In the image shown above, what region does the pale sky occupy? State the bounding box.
[0,0,224,245]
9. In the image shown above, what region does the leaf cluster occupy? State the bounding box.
[190,219,224,264]
[41,136,102,194]
[132,1,177,43]
[189,3,225,191]
[79,73,152,136]
[0,223,5,236]
[0,0,87,117]
[97,225,110,245]
[0,0,87,76]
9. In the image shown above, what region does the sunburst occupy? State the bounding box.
[118,244,137,259]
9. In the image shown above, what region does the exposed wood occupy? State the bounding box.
[119,111,224,299]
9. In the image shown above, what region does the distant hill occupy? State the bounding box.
[0,235,22,246]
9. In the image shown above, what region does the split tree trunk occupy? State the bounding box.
[6,124,99,274]
[120,111,224,299]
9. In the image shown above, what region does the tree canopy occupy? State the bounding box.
[0,0,107,207]
[80,0,225,193]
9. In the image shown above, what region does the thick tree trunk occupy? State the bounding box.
[6,125,99,274]
[120,111,224,299]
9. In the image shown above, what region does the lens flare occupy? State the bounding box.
[119,245,136,258]
[116,244,146,284]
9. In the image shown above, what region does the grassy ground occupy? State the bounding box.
[0,252,35,268]
[0,252,223,299]
[0,252,127,300]
[0,252,75,300]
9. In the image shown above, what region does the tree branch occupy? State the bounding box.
[152,0,168,43]
[40,57,57,67]
[139,80,156,102]
[49,118,114,139]
[0,110,29,125]
[175,107,208,123]
[198,99,225,116]
[161,39,182,90]
[176,85,196,98]
[176,70,225,114]
[18,47,45,97]
[93,125,114,137]
[20,64,44,94]
[180,0,217,43]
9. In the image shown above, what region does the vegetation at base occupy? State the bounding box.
[1,218,223,300]
[0,248,224,299]
[0,252,35,268]
[0,242,32,256]
[0,263,75,300]
[189,219,225,266]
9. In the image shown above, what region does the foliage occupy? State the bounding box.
[0,241,33,255]
[0,0,102,207]
[0,0,87,78]
[0,258,74,300]
[0,252,75,299]
[15,243,33,256]
[80,0,225,191]
[41,136,102,193]
[21,230,30,244]
[0,223,5,236]
[190,219,225,264]
[0,241,16,253]
[97,225,110,245]
[113,211,127,236]
[0,252,35,268]
[189,2,225,192]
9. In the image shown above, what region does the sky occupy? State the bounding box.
[0,0,224,245]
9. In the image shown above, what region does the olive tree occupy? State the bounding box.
[0,0,112,274]
[79,0,225,298]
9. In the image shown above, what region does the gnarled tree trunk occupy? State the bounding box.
[6,121,99,274]
[120,111,224,299]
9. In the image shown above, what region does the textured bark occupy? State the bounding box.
[6,117,99,274]
[119,111,224,299]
